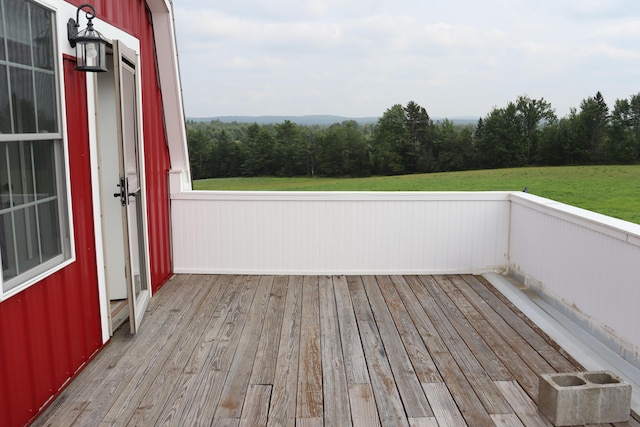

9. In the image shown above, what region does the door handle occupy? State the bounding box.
[113,177,127,206]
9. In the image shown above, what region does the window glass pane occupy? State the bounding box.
[38,199,61,260]
[30,4,53,71]
[13,205,40,273]
[0,3,5,61]
[0,65,10,133]
[0,212,16,280]
[0,143,8,194]
[4,141,35,205]
[34,71,57,132]
[9,66,36,133]
[32,140,55,198]
[4,0,31,66]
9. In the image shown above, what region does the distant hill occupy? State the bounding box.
[188,115,379,125]
[187,115,480,126]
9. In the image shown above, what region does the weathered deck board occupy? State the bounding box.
[319,276,351,426]
[422,382,467,427]
[214,275,274,422]
[361,275,433,419]
[412,275,512,418]
[494,380,553,427]
[268,275,303,427]
[297,276,323,420]
[397,275,497,426]
[34,274,631,427]
[349,275,409,426]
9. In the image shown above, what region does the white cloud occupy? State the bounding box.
[174,1,640,118]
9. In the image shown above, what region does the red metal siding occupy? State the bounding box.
[1,1,175,423]
[0,58,103,427]
[68,0,174,292]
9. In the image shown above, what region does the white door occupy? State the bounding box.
[113,41,150,334]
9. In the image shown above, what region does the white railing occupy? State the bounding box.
[508,192,640,368]
[170,191,511,275]
[170,190,640,368]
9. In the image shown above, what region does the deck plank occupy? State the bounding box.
[82,274,216,425]
[38,274,193,425]
[268,276,303,427]
[348,384,380,427]
[422,382,468,427]
[179,275,260,424]
[363,276,433,418]
[214,275,274,421]
[297,276,323,419]
[153,275,249,425]
[495,380,553,427]
[33,274,588,427]
[349,275,409,427]
[239,384,271,427]
[250,275,289,386]
[464,275,579,373]
[401,275,498,426]
[381,275,442,383]
[333,275,370,385]
[127,274,231,426]
[447,275,553,400]
[418,275,513,415]
[319,276,351,426]
[431,275,512,381]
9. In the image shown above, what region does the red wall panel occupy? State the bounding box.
[1,1,174,423]
[67,0,174,292]
[0,59,103,427]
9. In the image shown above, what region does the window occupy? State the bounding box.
[0,0,71,297]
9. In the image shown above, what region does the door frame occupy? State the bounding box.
[92,38,152,338]
[113,40,151,334]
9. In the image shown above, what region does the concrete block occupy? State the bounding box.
[538,371,631,426]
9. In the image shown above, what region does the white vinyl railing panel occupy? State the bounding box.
[509,193,640,366]
[171,191,511,275]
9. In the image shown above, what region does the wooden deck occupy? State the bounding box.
[33,275,638,427]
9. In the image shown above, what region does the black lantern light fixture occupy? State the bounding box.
[67,4,109,72]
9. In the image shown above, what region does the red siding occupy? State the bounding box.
[67,0,174,291]
[0,1,175,424]
[0,59,103,427]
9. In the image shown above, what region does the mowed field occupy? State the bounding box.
[194,165,640,224]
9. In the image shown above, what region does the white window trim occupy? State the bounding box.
[0,0,76,301]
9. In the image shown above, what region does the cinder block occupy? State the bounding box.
[538,371,631,426]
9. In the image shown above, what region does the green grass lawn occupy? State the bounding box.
[194,165,640,224]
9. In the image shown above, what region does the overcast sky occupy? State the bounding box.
[173,0,640,119]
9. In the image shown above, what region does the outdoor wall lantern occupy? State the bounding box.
[67,4,109,72]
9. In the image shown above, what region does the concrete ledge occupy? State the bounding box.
[538,371,631,425]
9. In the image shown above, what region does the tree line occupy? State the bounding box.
[187,91,640,180]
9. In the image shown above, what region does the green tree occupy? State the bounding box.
[476,102,527,168]
[242,123,275,176]
[211,129,243,177]
[274,120,308,176]
[371,104,408,174]
[576,91,609,163]
[317,121,370,177]
[606,98,636,163]
[515,95,556,164]
[434,120,474,171]
[187,127,213,179]
[404,101,434,172]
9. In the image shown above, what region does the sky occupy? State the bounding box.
[173,0,640,119]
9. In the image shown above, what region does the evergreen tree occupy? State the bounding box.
[371,104,408,175]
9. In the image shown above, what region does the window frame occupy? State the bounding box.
[0,0,75,300]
